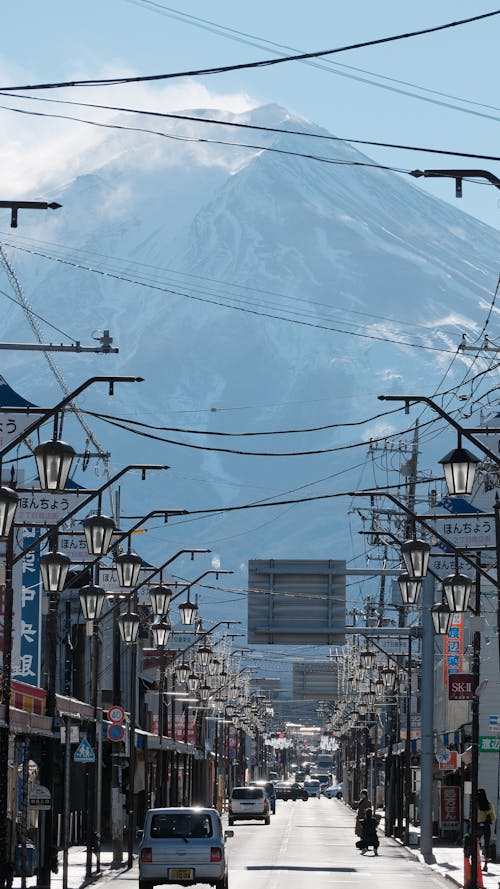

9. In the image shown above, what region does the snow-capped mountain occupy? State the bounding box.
[1,103,499,629]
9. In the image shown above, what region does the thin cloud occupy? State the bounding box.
[0,69,259,196]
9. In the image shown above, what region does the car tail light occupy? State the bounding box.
[210,848,222,862]
[264,800,269,812]
[140,848,152,863]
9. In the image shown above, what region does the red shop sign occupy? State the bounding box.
[448,673,474,700]
[440,786,461,828]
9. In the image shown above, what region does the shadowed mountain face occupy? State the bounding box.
[1,103,499,628]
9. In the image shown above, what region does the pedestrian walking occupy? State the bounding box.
[354,789,372,838]
[356,809,380,856]
[477,788,495,873]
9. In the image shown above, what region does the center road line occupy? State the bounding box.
[268,804,295,889]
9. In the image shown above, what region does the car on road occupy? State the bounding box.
[323,782,344,799]
[303,779,321,798]
[248,780,277,814]
[311,773,331,792]
[228,786,270,825]
[275,782,309,802]
[138,806,233,889]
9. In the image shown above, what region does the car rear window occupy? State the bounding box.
[250,782,274,793]
[150,813,213,838]
[232,788,263,800]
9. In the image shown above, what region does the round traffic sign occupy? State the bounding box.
[108,723,125,742]
[108,705,125,723]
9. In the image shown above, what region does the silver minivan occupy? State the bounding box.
[139,807,233,889]
[228,786,270,825]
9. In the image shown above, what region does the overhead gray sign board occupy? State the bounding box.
[247,559,346,645]
[293,660,339,701]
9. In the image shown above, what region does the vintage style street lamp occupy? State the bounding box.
[401,538,430,578]
[39,550,71,593]
[178,595,198,625]
[79,584,107,622]
[439,442,480,496]
[151,618,172,649]
[83,511,115,557]
[0,485,19,536]
[149,584,173,616]
[34,438,75,490]
[115,549,142,589]
[443,570,473,613]
[398,573,422,606]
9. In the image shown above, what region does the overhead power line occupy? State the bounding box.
[86,410,441,459]
[124,0,500,125]
[0,102,411,174]
[0,241,467,354]
[0,9,498,91]
[82,404,405,437]
[4,92,500,164]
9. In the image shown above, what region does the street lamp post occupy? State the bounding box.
[378,392,500,661]
[108,550,210,868]
[0,376,144,889]
[79,583,106,880]
[468,559,483,889]
[353,394,499,864]
[117,604,141,870]
[151,620,172,807]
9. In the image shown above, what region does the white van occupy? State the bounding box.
[303,779,321,798]
[139,806,233,889]
[228,786,270,825]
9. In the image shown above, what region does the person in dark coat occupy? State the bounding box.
[354,789,372,838]
[356,809,379,855]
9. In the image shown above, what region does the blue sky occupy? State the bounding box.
[1,1,499,227]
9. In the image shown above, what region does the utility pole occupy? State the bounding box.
[0,330,119,354]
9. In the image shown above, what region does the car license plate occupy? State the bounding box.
[169,869,193,880]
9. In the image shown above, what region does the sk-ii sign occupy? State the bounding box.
[12,527,42,686]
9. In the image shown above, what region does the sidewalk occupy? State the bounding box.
[11,844,132,889]
[344,802,498,889]
[411,839,499,889]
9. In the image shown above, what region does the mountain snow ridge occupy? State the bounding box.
[0,102,499,632]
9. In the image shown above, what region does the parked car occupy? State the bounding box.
[303,779,321,798]
[228,786,270,825]
[138,806,233,889]
[248,780,276,814]
[275,782,309,802]
[323,782,344,799]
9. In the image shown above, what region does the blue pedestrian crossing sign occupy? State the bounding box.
[74,737,95,763]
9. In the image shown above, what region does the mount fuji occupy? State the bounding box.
[1,102,499,629]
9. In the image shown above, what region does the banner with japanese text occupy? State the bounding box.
[12,527,42,686]
[443,613,463,689]
[440,786,460,829]
[166,712,196,744]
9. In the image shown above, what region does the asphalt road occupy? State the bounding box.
[118,797,449,889]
